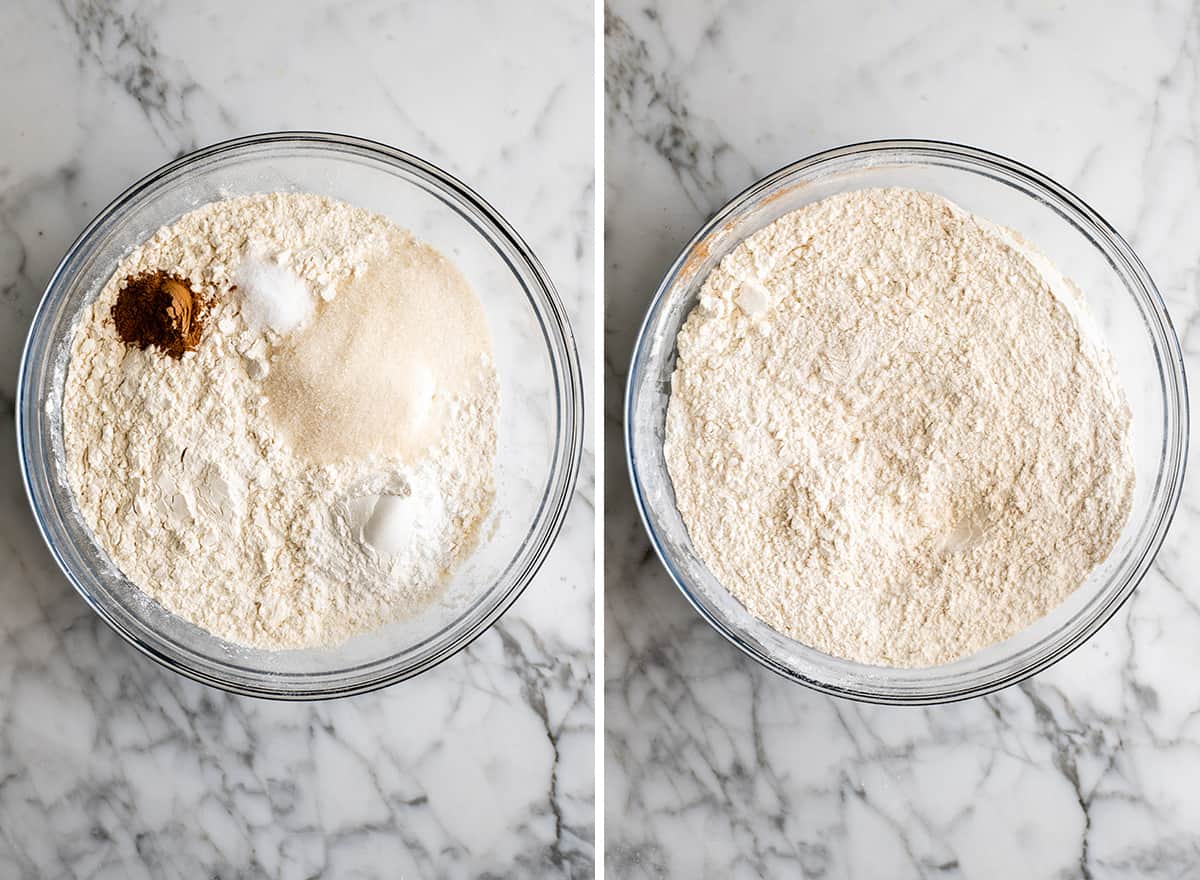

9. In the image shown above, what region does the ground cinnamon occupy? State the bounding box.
[112,271,204,358]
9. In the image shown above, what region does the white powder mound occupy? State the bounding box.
[234,250,314,333]
[664,188,1135,668]
[62,192,498,650]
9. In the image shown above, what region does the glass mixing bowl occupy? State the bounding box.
[18,132,583,699]
[626,140,1187,705]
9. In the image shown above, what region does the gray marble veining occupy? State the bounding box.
[0,1,593,877]
[606,1,1200,877]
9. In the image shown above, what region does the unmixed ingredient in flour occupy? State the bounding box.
[63,192,498,650]
[664,188,1134,667]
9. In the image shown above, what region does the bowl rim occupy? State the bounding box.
[16,130,584,700]
[625,137,1189,705]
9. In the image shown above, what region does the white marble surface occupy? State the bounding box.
[0,1,593,877]
[606,1,1200,877]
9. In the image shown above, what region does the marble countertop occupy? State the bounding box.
[0,1,593,877]
[605,1,1200,877]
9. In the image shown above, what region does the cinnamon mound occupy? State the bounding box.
[112,271,204,358]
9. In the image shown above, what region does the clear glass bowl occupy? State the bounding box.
[18,132,583,699]
[626,140,1188,705]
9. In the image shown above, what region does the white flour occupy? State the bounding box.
[62,193,498,650]
[664,188,1134,667]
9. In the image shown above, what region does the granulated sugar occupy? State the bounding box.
[664,188,1134,667]
[264,231,492,467]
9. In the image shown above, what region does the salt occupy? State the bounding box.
[234,250,314,333]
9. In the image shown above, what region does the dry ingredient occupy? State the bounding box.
[664,188,1135,667]
[111,271,205,358]
[234,251,314,334]
[63,192,498,650]
[264,233,492,467]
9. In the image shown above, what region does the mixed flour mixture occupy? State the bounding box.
[63,192,498,649]
[664,188,1134,667]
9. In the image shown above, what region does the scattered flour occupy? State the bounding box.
[62,192,498,650]
[664,188,1135,667]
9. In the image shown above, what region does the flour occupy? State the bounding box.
[664,188,1134,667]
[62,193,498,650]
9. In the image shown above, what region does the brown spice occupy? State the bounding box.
[112,271,205,358]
